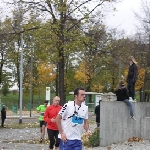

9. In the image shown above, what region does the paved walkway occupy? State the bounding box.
[5,111,96,124]
[1,111,150,149]
[1,127,150,150]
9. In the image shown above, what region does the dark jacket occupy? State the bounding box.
[1,107,6,119]
[95,104,100,123]
[127,63,138,83]
[115,85,129,101]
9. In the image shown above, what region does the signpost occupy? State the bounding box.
[46,87,50,105]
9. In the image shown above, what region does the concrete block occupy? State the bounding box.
[100,101,150,147]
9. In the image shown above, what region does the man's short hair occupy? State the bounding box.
[74,87,85,96]
[44,100,48,104]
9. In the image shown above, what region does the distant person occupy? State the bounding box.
[36,100,48,143]
[95,100,101,127]
[56,87,92,150]
[1,105,6,128]
[115,80,136,120]
[126,56,138,101]
[44,96,62,150]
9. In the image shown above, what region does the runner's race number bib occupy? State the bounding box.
[71,115,84,126]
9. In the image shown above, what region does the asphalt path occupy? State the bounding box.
[5,112,96,124]
[5,117,39,124]
[2,112,150,150]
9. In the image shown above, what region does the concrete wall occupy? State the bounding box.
[100,101,150,147]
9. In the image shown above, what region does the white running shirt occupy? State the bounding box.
[58,101,88,140]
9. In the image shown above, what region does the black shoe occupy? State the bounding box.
[40,138,43,143]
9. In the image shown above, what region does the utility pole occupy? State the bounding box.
[18,2,23,124]
[14,16,23,124]
[19,24,23,124]
[29,36,33,117]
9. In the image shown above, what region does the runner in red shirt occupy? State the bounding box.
[44,96,62,150]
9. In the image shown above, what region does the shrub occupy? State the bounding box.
[82,127,100,147]
[88,127,100,147]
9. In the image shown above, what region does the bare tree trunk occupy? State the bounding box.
[0,60,3,84]
[55,64,59,96]
[58,47,65,106]
[58,2,66,106]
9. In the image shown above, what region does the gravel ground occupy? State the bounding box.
[0,127,150,150]
[1,111,150,150]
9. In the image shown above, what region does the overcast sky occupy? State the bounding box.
[105,0,142,35]
[1,0,142,36]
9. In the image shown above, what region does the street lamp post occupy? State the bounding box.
[19,26,23,124]
[14,18,23,124]
[29,36,33,117]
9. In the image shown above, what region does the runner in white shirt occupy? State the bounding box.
[56,87,92,150]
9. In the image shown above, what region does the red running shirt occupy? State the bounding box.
[44,105,62,130]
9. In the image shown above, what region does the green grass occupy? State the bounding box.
[0,92,96,112]
[1,92,74,110]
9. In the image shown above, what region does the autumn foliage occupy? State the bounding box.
[74,62,104,92]
[74,62,93,84]
[36,63,56,84]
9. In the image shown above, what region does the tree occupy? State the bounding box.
[16,0,120,105]
[2,84,9,96]
[0,18,18,89]
[23,61,56,102]
[133,0,150,101]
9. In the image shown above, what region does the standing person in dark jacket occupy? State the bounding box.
[1,105,6,127]
[126,56,138,101]
[95,100,101,127]
[115,80,136,120]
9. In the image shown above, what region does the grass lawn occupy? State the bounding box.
[1,93,74,110]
